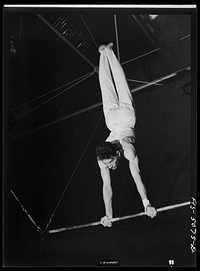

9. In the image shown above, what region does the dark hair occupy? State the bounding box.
[96,142,118,160]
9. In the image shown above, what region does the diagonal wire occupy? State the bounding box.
[10,190,41,232]
[121,48,160,66]
[43,112,104,234]
[12,71,95,122]
[121,34,191,66]
[12,71,95,111]
[80,14,98,50]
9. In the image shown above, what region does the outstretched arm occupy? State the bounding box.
[100,167,113,219]
[129,155,147,200]
[98,160,113,227]
[123,141,157,218]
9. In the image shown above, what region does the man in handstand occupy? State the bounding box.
[96,43,157,227]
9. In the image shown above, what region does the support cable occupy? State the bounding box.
[11,71,94,111]
[42,113,103,234]
[12,71,95,122]
[10,190,41,232]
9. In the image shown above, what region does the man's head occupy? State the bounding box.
[96,142,119,170]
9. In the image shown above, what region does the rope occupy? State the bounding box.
[49,201,190,234]
[114,14,120,62]
[12,71,95,122]
[80,14,98,50]
[43,112,104,233]
[10,190,41,232]
[11,71,95,111]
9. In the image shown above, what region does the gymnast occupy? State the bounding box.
[96,43,157,227]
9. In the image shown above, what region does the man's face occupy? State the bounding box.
[102,156,119,170]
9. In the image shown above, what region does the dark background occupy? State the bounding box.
[3,7,197,267]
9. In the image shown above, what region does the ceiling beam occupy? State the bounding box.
[37,14,98,72]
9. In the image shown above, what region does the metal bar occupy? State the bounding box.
[131,66,190,93]
[121,48,160,66]
[114,14,120,62]
[49,201,190,234]
[12,66,190,140]
[127,78,181,88]
[36,14,98,71]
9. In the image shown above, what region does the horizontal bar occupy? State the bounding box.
[49,201,190,234]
